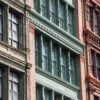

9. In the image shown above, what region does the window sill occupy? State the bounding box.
[0,41,25,55]
[36,66,80,92]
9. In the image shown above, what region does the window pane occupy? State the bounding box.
[9,13,12,20]
[36,85,42,100]
[12,23,17,32]
[9,72,19,100]
[59,2,65,28]
[9,81,12,100]
[12,41,18,48]
[12,14,18,24]
[52,46,58,75]
[13,32,18,41]
[54,93,62,100]
[13,73,19,83]
[45,89,52,100]
[43,40,49,71]
[68,8,73,34]
[50,0,56,23]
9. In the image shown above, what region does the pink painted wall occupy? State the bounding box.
[29,24,36,100]
[77,0,86,100]
[26,0,34,8]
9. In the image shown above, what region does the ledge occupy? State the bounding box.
[36,67,80,92]
[29,11,85,54]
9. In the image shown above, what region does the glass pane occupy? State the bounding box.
[12,14,18,24]
[12,23,17,32]
[13,31,18,41]
[9,29,12,38]
[13,91,18,100]
[36,85,42,100]
[13,83,18,92]
[13,73,19,83]
[9,12,12,20]
[10,72,13,81]
[45,89,52,100]
[12,41,18,48]
[54,93,62,100]
[9,20,11,29]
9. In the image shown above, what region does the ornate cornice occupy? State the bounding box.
[1,0,25,14]
[86,74,100,92]
[84,28,100,51]
[29,11,85,54]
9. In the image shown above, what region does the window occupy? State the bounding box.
[54,92,62,100]
[93,10,99,34]
[35,32,79,86]
[91,50,100,80]
[64,96,71,100]
[40,0,48,18]
[88,7,93,30]
[43,39,49,71]
[94,95,100,100]
[0,69,2,100]
[34,0,76,34]
[0,7,3,41]
[9,12,19,48]
[52,45,58,76]
[44,88,52,100]
[35,34,41,66]
[61,50,68,80]
[50,0,56,23]
[9,72,19,100]
[68,7,74,35]
[59,2,65,29]
[69,53,76,84]
[36,84,42,100]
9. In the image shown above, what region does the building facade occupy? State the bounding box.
[28,0,85,100]
[0,0,31,100]
[83,0,100,100]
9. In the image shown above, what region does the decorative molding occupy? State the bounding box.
[86,74,100,92]
[29,11,85,54]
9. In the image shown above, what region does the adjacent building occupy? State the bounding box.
[0,0,31,100]
[28,0,84,100]
[83,0,100,100]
